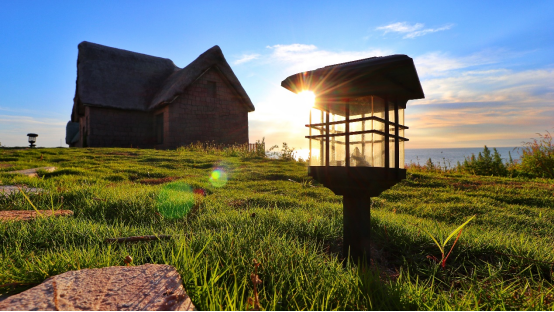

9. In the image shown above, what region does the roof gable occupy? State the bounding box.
[149,46,255,112]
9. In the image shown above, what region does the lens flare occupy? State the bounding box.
[156,182,194,219]
[298,90,316,108]
[209,168,228,187]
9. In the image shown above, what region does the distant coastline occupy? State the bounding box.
[405,147,519,168]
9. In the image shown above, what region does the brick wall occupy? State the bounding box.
[159,67,249,148]
[87,107,155,148]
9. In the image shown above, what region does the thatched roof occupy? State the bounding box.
[281,54,424,102]
[73,42,254,117]
[75,41,177,111]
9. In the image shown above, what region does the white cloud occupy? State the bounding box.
[267,44,318,53]
[417,68,554,105]
[404,67,554,148]
[376,22,453,39]
[405,25,453,38]
[0,106,35,113]
[234,53,260,65]
[377,22,424,34]
[0,115,66,126]
[265,44,391,74]
[414,51,500,77]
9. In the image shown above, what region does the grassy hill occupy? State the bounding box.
[1,147,553,310]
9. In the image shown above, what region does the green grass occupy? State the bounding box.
[1,147,554,310]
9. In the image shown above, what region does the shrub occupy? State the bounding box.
[517,131,554,178]
[267,142,297,161]
[459,146,508,176]
[405,158,446,173]
[176,138,267,158]
[250,138,267,158]
[425,158,436,171]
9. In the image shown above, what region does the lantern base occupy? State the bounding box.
[307,166,406,197]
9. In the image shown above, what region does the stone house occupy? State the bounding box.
[66,41,255,148]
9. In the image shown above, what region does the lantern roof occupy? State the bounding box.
[281,54,424,101]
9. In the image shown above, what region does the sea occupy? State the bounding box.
[405,147,520,169]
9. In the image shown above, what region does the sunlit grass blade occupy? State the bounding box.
[17,186,43,217]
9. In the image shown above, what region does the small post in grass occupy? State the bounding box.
[27,133,38,148]
[281,55,425,261]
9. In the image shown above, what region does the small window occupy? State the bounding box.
[207,81,216,98]
[155,113,164,144]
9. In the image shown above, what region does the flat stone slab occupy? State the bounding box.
[0,185,44,197]
[0,264,195,311]
[7,166,56,177]
[0,210,74,221]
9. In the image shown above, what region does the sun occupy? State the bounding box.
[297,90,315,108]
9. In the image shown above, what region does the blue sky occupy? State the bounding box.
[0,1,553,151]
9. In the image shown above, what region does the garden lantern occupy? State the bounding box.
[27,133,38,148]
[281,55,424,260]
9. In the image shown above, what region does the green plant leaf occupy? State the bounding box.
[412,222,444,254]
[442,215,476,249]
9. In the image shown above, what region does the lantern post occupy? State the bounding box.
[281,55,425,260]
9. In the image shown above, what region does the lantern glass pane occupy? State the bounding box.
[348,133,385,167]
[350,96,373,116]
[309,138,325,166]
[373,119,385,133]
[399,108,405,168]
[388,101,396,168]
[349,134,366,167]
[373,97,386,132]
[347,120,362,133]
[399,140,405,169]
[308,107,323,166]
[371,133,385,167]
[373,96,385,116]
[329,136,346,166]
[330,113,345,134]
[348,119,386,135]
[389,137,396,168]
[388,103,396,137]
[365,133,374,167]
[308,107,326,166]
[388,103,396,123]
[329,112,346,166]
[399,108,404,125]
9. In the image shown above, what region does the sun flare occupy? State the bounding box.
[297,91,316,108]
